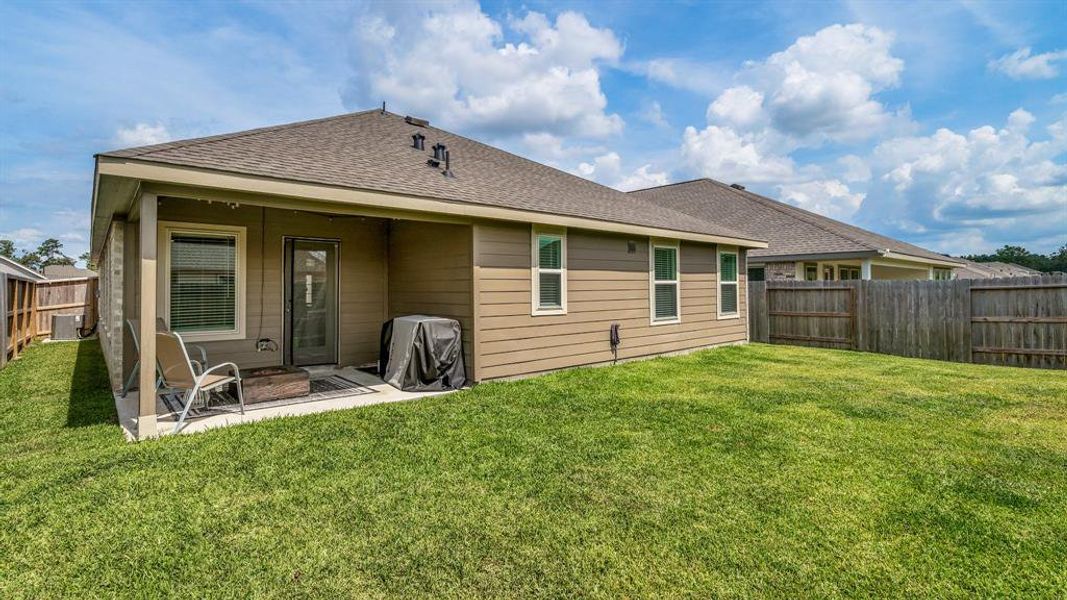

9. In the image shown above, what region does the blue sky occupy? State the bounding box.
[1,0,1064,264]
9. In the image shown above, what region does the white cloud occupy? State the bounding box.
[858,109,1067,253]
[627,58,730,95]
[706,86,765,130]
[777,179,865,220]
[0,227,45,246]
[575,152,670,191]
[756,24,905,142]
[989,47,1067,80]
[616,165,670,191]
[345,2,623,139]
[114,123,171,147]
[837,154,872,182]
[680,125,797,184]
[639,101,670,128]
[679,23,907,209]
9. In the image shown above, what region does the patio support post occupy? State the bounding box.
[861,259,872,280]
[137,192,159,440]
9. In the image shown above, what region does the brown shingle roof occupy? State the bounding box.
[100,110,763,244]
[630,178,962,264]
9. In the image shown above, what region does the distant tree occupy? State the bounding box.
[1049,244,1067,273]
[962,245,1050,272]
[79,251,93,269]
[0,239,16,260]
[0,238,75,272]
[35,238,75,269]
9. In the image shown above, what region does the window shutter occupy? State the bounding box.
[169,233,237,332]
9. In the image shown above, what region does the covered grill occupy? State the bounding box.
[379,315,466,391]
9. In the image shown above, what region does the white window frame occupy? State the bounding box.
[157,221,247,342]
[649,239,681,325]
[531,227,567,316]
[718,246,740,320]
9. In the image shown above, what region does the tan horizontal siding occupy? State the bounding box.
[473,222,748,380]
[387,221,474,379]
[157,199,388,369]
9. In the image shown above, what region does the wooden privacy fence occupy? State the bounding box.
[2,273,38,367]
[1,275,99,369]
[749,274,1067,369]
[34,277,97,337]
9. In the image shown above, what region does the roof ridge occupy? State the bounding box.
[625,177,710,194]
[408,118,753,240]
[100,109,383,158]
[700,178,884,253]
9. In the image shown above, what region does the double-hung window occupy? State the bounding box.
[839,265,861,280]
[719,249,739,318]
[159,222,246,341]
[532,229,566,315]
[651,242,680,323]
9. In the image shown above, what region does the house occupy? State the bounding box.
[90,109,767,439]
[42,264,98,280]
[952,259,1043,279]
[630,179,964,281]
[0,256,46,282]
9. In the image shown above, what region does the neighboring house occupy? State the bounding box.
[952,259,1043,279]
[0,256,46,282]
[630,179,963,281]
[42,264,98,280]
[90,109,767,438]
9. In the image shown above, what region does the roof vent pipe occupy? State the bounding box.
[443,150,454,178]
[412,133,425,150]
[730,183,746,190]
[432,143,447,161]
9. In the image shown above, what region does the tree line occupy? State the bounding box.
[959,244,1067,273]
[0,238,89,272]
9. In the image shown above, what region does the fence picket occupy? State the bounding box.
[748,274,1067,369]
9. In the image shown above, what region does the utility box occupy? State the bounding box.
[51,314,84,341]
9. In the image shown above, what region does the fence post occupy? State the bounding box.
[0,273,7,369]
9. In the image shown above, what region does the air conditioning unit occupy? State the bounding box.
[51,314,84,341]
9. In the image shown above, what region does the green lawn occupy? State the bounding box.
[2,341,1065,598]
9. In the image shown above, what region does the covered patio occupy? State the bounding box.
[92,179,475,440]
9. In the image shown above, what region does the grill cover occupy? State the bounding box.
[379,315,466,391]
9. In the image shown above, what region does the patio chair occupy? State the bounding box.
[156,331,244,434]
[121,319,208,397]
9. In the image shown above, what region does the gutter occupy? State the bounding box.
[94,157,770,250]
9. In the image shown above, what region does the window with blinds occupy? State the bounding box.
[168,231,239,334]
[719,250,738,316]
[533,231,566,313]
[652,244,679,322]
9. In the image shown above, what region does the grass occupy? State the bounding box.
[1,340,1065,598]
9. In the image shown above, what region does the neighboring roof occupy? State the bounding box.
[953,259,1043,279]
[42,264,98,279]
[0,256,46,281]
[97,110,763,246]
[630,178,963,265]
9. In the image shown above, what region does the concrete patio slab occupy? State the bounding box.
[114,366,453,440]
